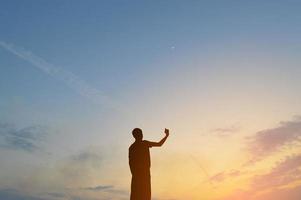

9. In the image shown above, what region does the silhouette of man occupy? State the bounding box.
[129,128,169,200]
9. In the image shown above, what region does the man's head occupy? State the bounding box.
[132,128,143,141]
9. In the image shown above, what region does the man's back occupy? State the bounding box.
[129,140,151,174]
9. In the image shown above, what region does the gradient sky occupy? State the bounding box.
[1,1,301,200]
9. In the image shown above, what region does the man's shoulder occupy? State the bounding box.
[129,141,140,150]
[142,140,153,148]
[129,142,135,149]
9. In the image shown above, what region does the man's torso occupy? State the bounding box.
[129,140,151,173]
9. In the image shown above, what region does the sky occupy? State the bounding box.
[1,0,301,199]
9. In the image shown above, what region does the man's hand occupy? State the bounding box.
[164,128,170,137]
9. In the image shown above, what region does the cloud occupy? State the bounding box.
[0,123,48,152]
[0,188,45,200]
[212,126,239,134]
[254,185,301,200]
[0,188,120,200]
[57,149,103,187]
[247,116,301,162]
[71,150,102,164]
[219,154,301,200]
[4,147,118,200]
[209,172,225,182]
[104,188,128,196]
[44,192,65,199]
[228,170,241,177]
[82,185,128,196]
[211,125,240,137]
[0,41,115,107]
[251,154,301,190]
[82,185,114,191]
[222,117,301,200]
[220,185,301,200]
[209,170,242,183]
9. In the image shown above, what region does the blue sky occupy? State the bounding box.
[1,1,301,200]
[1,0,301,105]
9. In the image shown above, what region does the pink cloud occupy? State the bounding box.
[209,170,242,183]
[255,186,301,200]
[251,154,301,190]
[219,154,301,200]
[247,116,301,162]
[211,125,240,138]
[210,172,226,182]
[220,185,301,200]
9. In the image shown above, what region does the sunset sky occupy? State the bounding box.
[1,1,301,200]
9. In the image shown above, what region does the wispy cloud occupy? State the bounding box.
[209,172,225,183]
[214,116,301,199]
[65,151,129,197]
[82,185,128,196]
[0,41,115,107]
[71,150,102,163]
[256,185,301,200]
[0,123,48,152]
[247,116,301,162]
[220,186,301,200]
[0,188,45,200]
[219,154,301,200]
[4,148,124,200]
[44,192,66,199]
[211,125,240,137]
[251,154,301,190]
[0,188,120,200]
[57,149,103,187]
[209,170,242,183]
[82,185,113,191]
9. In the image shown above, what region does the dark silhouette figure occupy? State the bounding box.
[129,128,169,200]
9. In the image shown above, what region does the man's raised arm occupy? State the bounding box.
[147,128,169,147]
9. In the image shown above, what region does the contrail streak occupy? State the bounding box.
[0,41,115,107]
[190,155,216,189]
